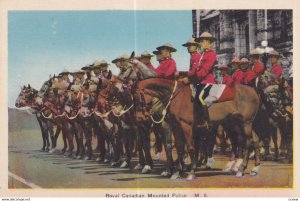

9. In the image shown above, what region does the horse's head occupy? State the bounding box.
[15,84,37,108]
[38,76,55,97]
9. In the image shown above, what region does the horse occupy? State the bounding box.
[15,83,60,152]
[256,71,293,163]
[134,78,260,180]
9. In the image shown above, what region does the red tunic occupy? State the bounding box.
[244,60,265,85]
[270,63,283,80]
[154,57,177,79]
[147,63,156,72]
[232,69,246,85]
[188,49,216,84]
[222,74,234,87]
[189,52,201,71]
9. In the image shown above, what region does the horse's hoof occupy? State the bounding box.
[186,174,196,181]
[45,147,50,152]
[250,165,260,176]
[85,156,92,160]
[134,163,143,170]
[154,152,163,161]
[61,149,66,154]
[232,158,243,172]
[206,158,215,169]
[223,161,235,173]
[141,165,152,174]
[40,148,46,152]
[111,162,118,167]
[235,171,244,178]
[170,172,181,180]
[161,171,171,177]
[249,151,255,160]
[76,155,83,160]
[120,161,129,168]
[104,159,110,163]
[96,157,101,162]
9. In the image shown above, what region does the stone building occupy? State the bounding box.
[192,10,293,78]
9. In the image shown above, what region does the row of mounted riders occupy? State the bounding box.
[15,58,293,180]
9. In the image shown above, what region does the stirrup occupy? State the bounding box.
[195,121,209,129]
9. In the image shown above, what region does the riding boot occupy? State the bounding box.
[193,101,209,129]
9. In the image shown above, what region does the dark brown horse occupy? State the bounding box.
[135,78,260,180]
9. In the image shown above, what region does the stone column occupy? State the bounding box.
[219,11,234,64]
[256,10,266,45]
[248,10,257,51]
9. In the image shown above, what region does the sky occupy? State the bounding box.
[8,11,192,108]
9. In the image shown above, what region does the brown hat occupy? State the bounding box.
[112,57,121,64]
[59,69,70,76]
[119,54,129,61]
[182,37,199,47]
[268,50,280,57]
[71,70,85,75]
[140,51,154,58]
[249,49,263,56]
[195,32,216,42]
[81,64,93,70]
[93,59,110,68]
[152,50,160,55]
[156,43,177,53]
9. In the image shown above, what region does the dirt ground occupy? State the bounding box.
[8,129,293,189]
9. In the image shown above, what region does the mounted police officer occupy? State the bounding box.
[154,43,177,79]
[139,51,156,72]
[177,32,217,129]
[268,50,283,80]
[244,49,265,87]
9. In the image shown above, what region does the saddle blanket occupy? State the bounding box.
[190,84,235,107]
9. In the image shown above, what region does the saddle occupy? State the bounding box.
[192,83,236,107]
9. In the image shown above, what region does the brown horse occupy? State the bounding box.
[135,78,260,180]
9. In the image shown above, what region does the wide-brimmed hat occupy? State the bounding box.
[93,59,110,68]
[231,58,240,63]
[249,49,263,56]
[182,37,199,47]
[140,51,154,58]
[111,56,121,64]
[268,50,280,57]
[119,54,129,61]
[195,32,216,42]
[81,64,93,70]
[152,50,160,55]
[156,43,177,53]
[72,70,85,75]
[59,69,70,76]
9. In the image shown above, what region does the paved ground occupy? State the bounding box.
[8,129,293,188]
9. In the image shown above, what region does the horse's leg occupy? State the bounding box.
[53,124,61,148]
[47,121,55,150]
[61,124,68,154]
[84,117,93,160]
[74,121,84,159]
[206,125,216,169]
[159,120,174,176]
[270,124,279,161]
[171,121,185,180]
[66,121,74,157]
[37,117,46,151]
[141,125,153,174]
[44,121,51,152]
[135,125,145,170]
[237,123,255,177]
[178,120,196,180]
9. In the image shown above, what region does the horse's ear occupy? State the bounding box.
[23,85,26,89]
[28,84,31,88]
[129,51,135,60]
